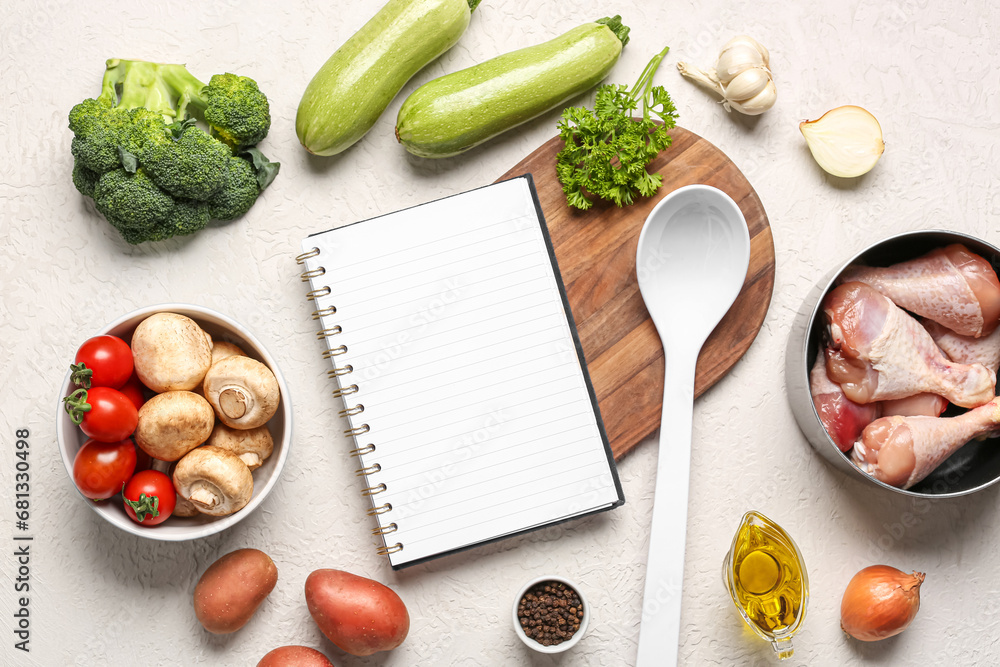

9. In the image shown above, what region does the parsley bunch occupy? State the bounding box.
[556,47,678,210]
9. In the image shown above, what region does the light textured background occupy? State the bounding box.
[2,0,999,665]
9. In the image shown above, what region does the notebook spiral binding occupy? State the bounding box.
[297,247,401,558]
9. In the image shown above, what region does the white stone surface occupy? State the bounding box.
[2,0,999,665]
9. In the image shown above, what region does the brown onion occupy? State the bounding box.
[840,565,925,641]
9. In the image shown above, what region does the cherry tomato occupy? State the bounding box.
[63,386,138,443]
[122,470,176,526]
[72,438,137,500]
[133,446,154,473]
[71,335,134,389]
[118,373,149,411]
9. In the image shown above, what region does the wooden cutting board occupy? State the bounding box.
[496,126,775,460]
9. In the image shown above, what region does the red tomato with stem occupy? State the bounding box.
[72,438,137,500]
[71,335,134,389]
[122,470,176,526]
[63,386,138,443]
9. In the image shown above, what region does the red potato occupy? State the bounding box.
[305,569,409,656]
[257,645,335,667]
[194,548,278,634]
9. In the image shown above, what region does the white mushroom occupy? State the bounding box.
[210,340,247,366]
[173,446,253,516]
[203,356,280,430]
[172,493,203,518]
[131,312,213,392]
[195,341,249,397]
[147,457,201,517]
[135,391,215,461]
[206,423,273,471]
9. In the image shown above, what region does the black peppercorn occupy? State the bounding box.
[517,580,585,647]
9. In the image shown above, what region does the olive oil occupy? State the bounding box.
[723,511,808,660]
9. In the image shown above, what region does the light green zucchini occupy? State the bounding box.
[296,0,481,156]
[395,16,630,158]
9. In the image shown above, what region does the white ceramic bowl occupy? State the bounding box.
[56,303,292,541]
[512,575,590,654]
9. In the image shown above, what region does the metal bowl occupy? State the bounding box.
[56,303,292,540]
[786,229,1000,498]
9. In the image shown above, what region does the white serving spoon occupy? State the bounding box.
[634,184,751,666]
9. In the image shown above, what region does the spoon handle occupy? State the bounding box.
[635,345,699,667]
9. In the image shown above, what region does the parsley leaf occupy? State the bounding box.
[556,47,678,210]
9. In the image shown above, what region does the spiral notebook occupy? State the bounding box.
[297,175,624,569]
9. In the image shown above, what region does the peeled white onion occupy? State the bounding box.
[800,105,885,178]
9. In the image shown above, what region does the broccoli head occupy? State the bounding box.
[127,107,173,152]
[69,62,180,175]
[208,156,260,221]
[69,98,135,174]
[202,73,272,150]
[72,160,101,198]
[68,96,114,136]
[92,168,211,245]
[155,65,271,151]
[208,149,282,221]
[151,200,211,242]
[140,122,231,200]
[93,168,176,244]
[68,58,279,244]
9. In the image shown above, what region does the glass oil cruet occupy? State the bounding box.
[722,511,809,660]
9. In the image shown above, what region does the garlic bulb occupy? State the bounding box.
[677,35,776,115]
[800,105,885,178]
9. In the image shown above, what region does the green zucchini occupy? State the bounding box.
[296,0,481,156]
[395,16,630,158]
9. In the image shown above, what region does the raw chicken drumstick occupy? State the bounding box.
[922,318,1000,373]
[853,398,1000,488]
[811,346,945,453]
[823,282,996,408]
[838,243,1000,338]
[881,393,948,418]
[810,349,881,452]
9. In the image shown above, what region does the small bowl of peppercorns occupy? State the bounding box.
[512,575,590,653]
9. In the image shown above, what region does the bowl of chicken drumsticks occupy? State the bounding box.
[787,229,1000,497]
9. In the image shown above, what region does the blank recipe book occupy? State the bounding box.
[297,175,624,568]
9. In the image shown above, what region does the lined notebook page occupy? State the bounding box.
[301,176,623,568]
